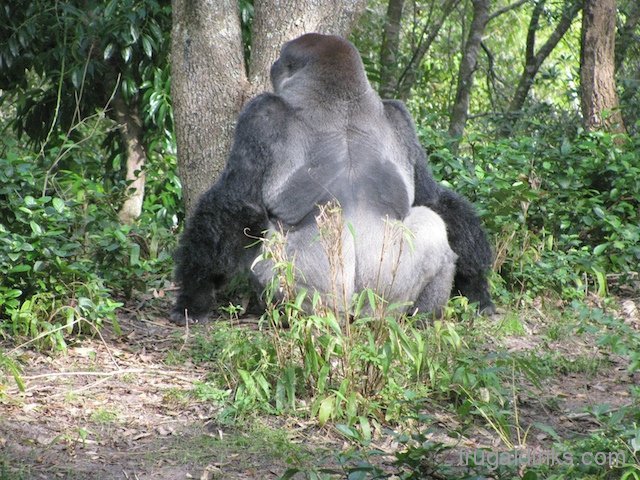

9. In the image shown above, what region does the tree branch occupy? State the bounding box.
[487,0,529,22]
[525,0,545,66]
[534,0,582,64]
[398,0,461,98]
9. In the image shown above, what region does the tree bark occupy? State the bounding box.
[448,0,489,142]
[171,0,246,215]
[504,0,582,130]
[171,0,367,214]
[581,0,626,133]
[379,0,405,99]
[112,95,147,225]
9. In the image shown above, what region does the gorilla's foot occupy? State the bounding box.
[479,301,497,316]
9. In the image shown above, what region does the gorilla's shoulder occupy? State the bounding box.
[238,93,291,129]
[382,99,416,130]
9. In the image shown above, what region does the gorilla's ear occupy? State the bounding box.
[270,49,308,91]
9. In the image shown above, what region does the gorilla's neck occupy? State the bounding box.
[302,88,383,127]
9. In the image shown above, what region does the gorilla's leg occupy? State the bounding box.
[252,223,357,313]
[353,207,456,314]
[430,188,496,314]
[393,207,456,313]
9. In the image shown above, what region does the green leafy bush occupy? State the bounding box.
[422,127,640,302]
[0,136,176,348]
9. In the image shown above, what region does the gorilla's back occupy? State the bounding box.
[262,100,414,228]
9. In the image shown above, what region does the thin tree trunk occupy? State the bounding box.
[581,0,626,133]
[504,0,582,131]
[171,0,367,214]
[397,0,461,100]
[112,96,146,225]
[379,0,405,99]
[447,0,528,146]
[448,0,489,142]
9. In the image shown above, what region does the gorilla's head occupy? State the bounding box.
[270,33,371,101]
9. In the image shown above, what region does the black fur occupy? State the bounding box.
[420,184,495,314]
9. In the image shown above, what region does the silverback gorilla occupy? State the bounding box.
[170,33,495,325]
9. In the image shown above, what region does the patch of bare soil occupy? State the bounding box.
[0,305,326,480]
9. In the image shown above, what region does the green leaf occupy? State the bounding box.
[103,43,115,61]
[358,416,371,444]
[142,35,153,58]
[275,378,286,412]
[593,243,608,255]
[8,37,18,56]
[1,289,22,299]
[9,264,31,273]
[335,423,359,440]
[279,469,301,480]
[130,243,140,266]
[317,364,330,394]
[104,0,117,17]
[237,369,255,394]
[29,221,42,235]
[78,297,95,311]
[71,69,81,89]
[318,395,335,426]
[52,197,65,213]
[593,206,606,219]
[129,24,139,43]
[121,46,132,63]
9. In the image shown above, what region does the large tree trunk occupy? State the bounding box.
[502,0,582,134]
[580,0,626,133]
[171,0,367,214]
[112,96,147,225]
[171,0,246,215]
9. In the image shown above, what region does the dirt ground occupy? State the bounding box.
[0,305,330,480]
[1,297,639,479]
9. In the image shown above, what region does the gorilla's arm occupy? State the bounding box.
[267,138,410,224]
[266,149,348,226]
[171,94,287,324]
[383,100,496,314]
[422,181,495,313]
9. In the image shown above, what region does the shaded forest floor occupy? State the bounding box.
[1,295,639,479]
